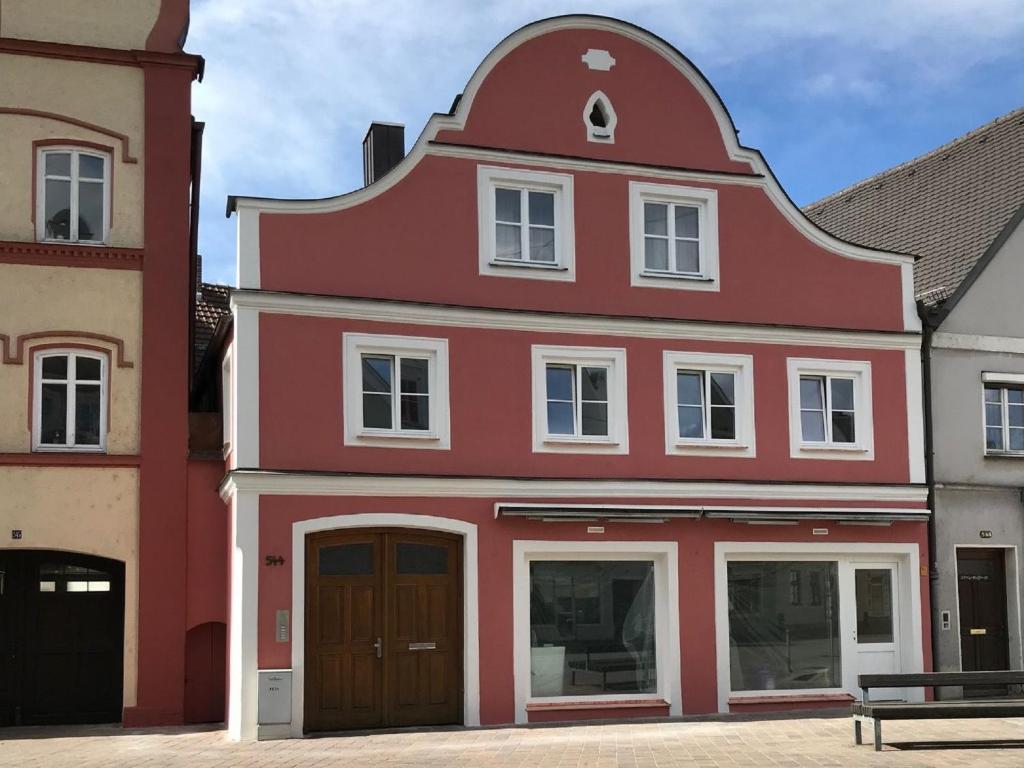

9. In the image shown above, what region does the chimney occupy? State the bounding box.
[362,122,405,186]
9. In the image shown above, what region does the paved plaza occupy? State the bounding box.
[3,714,1024,768]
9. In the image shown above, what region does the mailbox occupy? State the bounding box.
[258,669,292,725]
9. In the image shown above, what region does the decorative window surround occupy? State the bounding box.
[531,345,628,453]
[982,375,1024,456]
[343,333,450,449]
[786,358,873,460]
[477,166,575,281]
[583,91,617,143]
[629,181,719,291]
[36,146,111,245]
[32,348,107,452]
[662,351,755,457]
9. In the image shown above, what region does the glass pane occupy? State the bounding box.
[76,356,101,381]
[1012,406,1024,429]
[855,569,893,643]
[399,358,429,394]
[1009,388,1024,405]
[547,401,575,435]
[831,411,855,444]
[495,223,522,260]
[529,226,555,262]
[495,188,521,222]
[986,403,1004,427]
[546,365,574,402]
[400,393,429,430]
[528,191,554,227]
[801,411,826,442]
[361,356,392,393]
[39,581,56,593]
[678,405,704,439]
[40,382,68,444]
[1011,428,1024,451]
[581,402,608,436]
[42,355,68,379]
[319,543,373,576]
[75,384,101,445]
[45,152,71,176]
[644,238,668,271]
[986,426,1004,450]
[643,202,667,236]
[728,561,841,691]
[79,154,104,179]
[44,179,71,240]
[396,542,448,574]
[710,406,736,440]
[362,392,392,429]
[674,205,699,239]
[78,181,103,242]
[581,367,607,401]
[675,239,700,273]
[799,377,824,409]
[984,386,1001,403]
[709,372,734,406]
[676,372,703,406]
[530,561,657,697]
[830,378,855,411]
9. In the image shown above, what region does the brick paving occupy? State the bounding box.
[2,715,1024,767]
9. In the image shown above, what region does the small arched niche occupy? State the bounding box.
[583,91,617,143]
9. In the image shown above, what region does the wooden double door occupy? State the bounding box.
[305,529,462,732]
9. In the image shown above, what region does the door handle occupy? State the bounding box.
[374,637,383,658]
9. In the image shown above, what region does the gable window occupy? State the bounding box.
[531,345,627,453]
[37,148,110,244]
[983,381,1024,454]
[787,359,873,459]
[583,90,617,143]
[343,333,450,449]
[663,352,755,457]
[33,350,107,452]
[629,182,719,291]
[478,166,575,281]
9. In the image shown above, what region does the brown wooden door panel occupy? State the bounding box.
[957,548,1010,697]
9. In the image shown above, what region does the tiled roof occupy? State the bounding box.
[194,282,231,372]
[804,106,1024,305]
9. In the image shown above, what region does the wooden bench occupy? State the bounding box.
[853,671,1024,751]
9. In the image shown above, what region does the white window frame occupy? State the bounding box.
[786,358,873,460]
[531,345,627,453]
[32,348,108,452]
[478,166,575,281]
[343,333,450,449]
[221,351,234,453]
[36,146,111,245]
[981,372,1024,456]
[663,351,755,457]
[629,181,719,292]
[511,540,681,723]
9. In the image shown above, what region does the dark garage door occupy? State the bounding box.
[0,550,124,726]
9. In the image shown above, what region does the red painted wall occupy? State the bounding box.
[186,459,229,630]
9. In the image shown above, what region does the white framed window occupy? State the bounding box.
[583,90,617,143]
[36,147,110,244]
[478,166,575,281]
[32,349,107,452]
[343,333,450,449]
[786,358,873,459]
[531,345,627,453]
[662,352,755,457]
[982,373,1024,455]
[629,181,719,291]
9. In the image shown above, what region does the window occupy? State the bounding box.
[629,181,719,291]
[787,358,873,459]
[983,382,1024,454]
[531,345,628,453]
[663,352,755,457]
[36,148,110,244]
[32,350,107,452]
[343,333,450,448]
[478,166,575,280]
[583,90,617,143]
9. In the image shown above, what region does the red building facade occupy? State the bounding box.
[224,16,928,740]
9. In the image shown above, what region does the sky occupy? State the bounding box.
[187,0,1024,286]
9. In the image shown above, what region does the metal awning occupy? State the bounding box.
[495,503,701,522]
[496,503,930,524]
[702,508,931,523]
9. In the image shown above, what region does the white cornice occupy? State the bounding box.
[220,470,929,504]
[932,332,1024,355]
[230,290,920,351]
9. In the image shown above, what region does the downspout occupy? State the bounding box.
[918,299,940,672]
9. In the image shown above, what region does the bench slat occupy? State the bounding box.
[859,671,1024,688]
[855,700,1024,720]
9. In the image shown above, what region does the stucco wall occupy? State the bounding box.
[0,54,144,247]
[0,0,162,50]
[0,465,140,706]
[0,263,142,453]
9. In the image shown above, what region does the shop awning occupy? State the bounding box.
[495,503,701,522]
[495,503,930,523]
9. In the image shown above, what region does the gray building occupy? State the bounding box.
[806,107,1024,681]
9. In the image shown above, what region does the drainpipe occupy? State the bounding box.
[918,299,940,672]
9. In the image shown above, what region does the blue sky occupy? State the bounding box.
[187,1,1024,286]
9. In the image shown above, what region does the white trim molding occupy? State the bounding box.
[227,490,260,741]
[512,540,681,723]
[662,351,755,458]
[905,348,926,482]
[236,207,261,289]
[232,305,260,467]
[933,332,1024,355]
[786,358,874,461]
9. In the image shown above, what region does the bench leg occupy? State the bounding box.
[853,718,862,745]
[873,718,882,752]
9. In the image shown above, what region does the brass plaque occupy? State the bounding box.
[970,628,987,636]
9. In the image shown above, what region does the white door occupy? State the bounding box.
[841,562,902,699]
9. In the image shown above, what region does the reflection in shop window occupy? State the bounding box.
[728,561,841,691]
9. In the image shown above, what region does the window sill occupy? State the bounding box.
[639,270,713,282]
[984,450,1024,458]
[356,430,440,441]
[543,435,618,446]
[674,439,749,450]
[39,238,108,248]
[798,443,868,453]
[728,692,854,706]
[526,697,669,713]
[32,445,106,454]
[489,259,568,272]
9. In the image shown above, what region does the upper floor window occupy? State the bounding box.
[983,380,1024,454]
[37,148,110,244]
[33,350,107,452]
[342,333,450,449]
[786,358,873,460]
[478,166,575,281]
[629,182,719,292]
[663,352,755,457]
